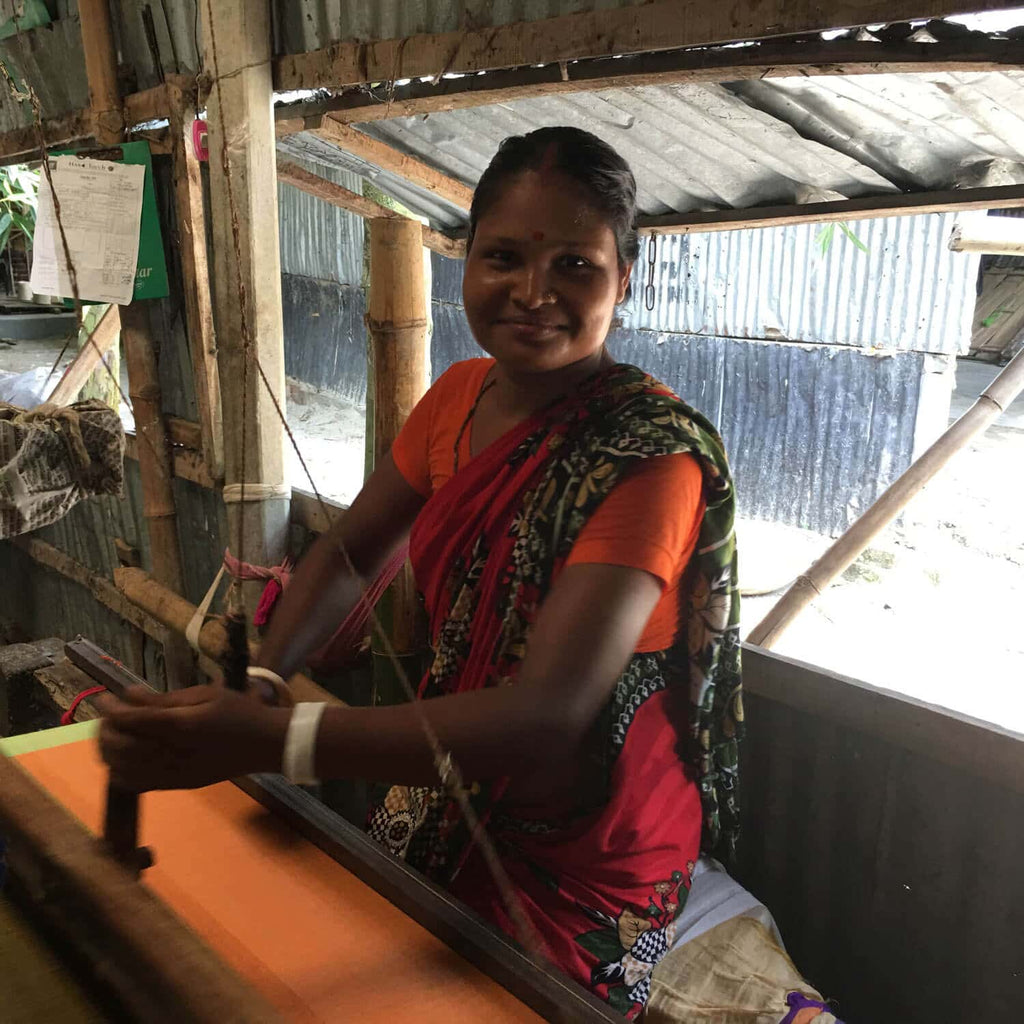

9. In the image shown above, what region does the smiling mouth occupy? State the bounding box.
[496,319,568,330]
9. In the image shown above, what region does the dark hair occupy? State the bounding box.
[467,126,640,268]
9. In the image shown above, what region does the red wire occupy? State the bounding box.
[60,685,107,726]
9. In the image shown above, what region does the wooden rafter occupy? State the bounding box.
[309,118,474,211]
[275,34,1024,127]
[273,1,1023,91]
[277,159,466,257]
[637,184,1024,234]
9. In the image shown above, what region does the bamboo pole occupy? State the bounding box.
[168,82,224,481]
[113,567,342,707]
[78,0,123,145]
[367,218,429,658]
[747,348,1024,650]
[202,0,290,615]
[48,306,121,406]
[120,303,193,688]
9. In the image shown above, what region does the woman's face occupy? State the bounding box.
[462,170,633,375]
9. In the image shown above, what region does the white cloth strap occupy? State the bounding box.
[282,702,327,786]
[222,482,290,503]
[185,563,226,650]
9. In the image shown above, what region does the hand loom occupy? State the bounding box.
[0,637,619,1023]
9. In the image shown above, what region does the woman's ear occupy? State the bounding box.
[617,262,635,305]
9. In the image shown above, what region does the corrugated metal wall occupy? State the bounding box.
[278,158,365,286]
[278,155,368,401]
[429,248,939,535]
[623,214,978,354]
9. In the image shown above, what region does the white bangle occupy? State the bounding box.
[247,666,286,690]
[247,666,294,707]
[282,702,327,785]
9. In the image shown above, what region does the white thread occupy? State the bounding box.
[222,482,290,503]
[282,702,327,786]
[247,665,286,690]
[186,564,226,650]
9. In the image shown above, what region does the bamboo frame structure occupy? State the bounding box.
[112,566,341,707]
[367,217,430,656]
[746,345,1024,649]
[47,305,121,407]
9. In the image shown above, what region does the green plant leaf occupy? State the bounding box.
[838,221,869,253]
[816,223,835,255]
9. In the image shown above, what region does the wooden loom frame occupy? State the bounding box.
[0,637,619,1023]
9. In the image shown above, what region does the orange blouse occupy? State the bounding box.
[391,359,705,651]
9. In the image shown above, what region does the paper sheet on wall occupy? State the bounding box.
[29,155,146,305]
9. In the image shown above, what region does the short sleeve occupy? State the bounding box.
[567,453,705,588]
[390,381,437,497]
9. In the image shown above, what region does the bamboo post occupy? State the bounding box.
[168,82,224,481]
[201,0,290,613]
[120,302,193,688]
[367,218,429,661]
[78,0,123,145]
[747,347,1024,649]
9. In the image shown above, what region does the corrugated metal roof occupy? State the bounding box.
[353,82,897,222]
[278,154,366,285]
[276,132,467,229]
[728,71,1024,192]
[619,213,979,354]
[273,70,1024,237]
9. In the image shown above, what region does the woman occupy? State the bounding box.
[101,127,742,1019]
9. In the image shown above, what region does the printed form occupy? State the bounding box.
[30,155,146,305]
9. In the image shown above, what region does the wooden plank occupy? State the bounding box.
[638,184,1024,234]
[166,415,203,450]
[169,82,224,482]
[237,774,619,1023]
[124,434,217,488]
[202,0,290,601]
[79,0,123,145]
[0,755,282,1022]
[312,118,474,211]
[274,1,1022,91]
[32,658,104,721]
[290,486,345,535]
[0,111,89,165]
[277,160,465,257]
[9,536,170,643]
[743,643,1024,797]
[278,35,1024,127]
[47,305,120,407]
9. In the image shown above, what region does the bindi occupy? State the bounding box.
[532,230,545,241]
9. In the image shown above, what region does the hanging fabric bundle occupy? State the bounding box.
[0,399,124,539]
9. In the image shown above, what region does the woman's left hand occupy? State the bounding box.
[98,685,288,792]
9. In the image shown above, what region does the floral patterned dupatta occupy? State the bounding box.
[366,363,742,874]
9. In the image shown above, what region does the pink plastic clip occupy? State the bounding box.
[192,118,209,161]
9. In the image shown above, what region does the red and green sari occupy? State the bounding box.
[367,364,741,1017]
